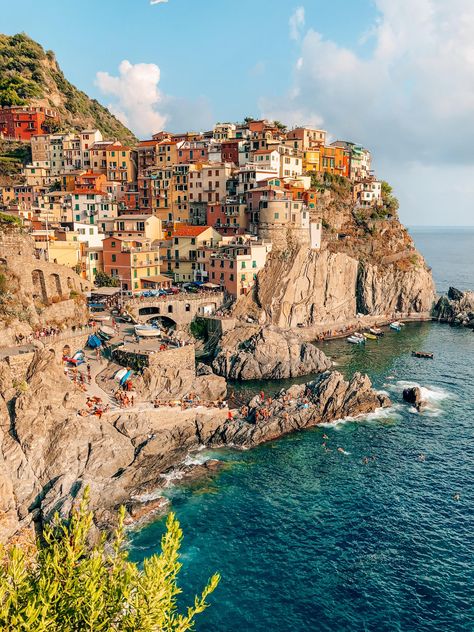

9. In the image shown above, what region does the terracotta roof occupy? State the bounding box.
[106,144,131,151]
[172,225,212,237]
[138,140,157,147]
[253,149,277,155]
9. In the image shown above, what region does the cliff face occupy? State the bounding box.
[234,195,435,329]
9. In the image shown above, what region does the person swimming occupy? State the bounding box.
[322,434,329,440]
[453,493,461,501]
[418,453,426,461]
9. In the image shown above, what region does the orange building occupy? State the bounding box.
[320,146,351,178]
[102,236,162,293]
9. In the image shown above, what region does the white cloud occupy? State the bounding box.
[263,0,474,224]
[96,60,167,137]
[150,0,168,4]
[289,6,305,41]
[96,60,214,137]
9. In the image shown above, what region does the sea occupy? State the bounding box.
[130,227,474,631]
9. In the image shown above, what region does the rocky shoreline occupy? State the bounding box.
[0,348,390,541]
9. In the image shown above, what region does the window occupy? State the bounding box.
[168,305,173,313]
[111,241,116,247]
[252,261,257,268]
[174,237,178,245]
[185,303,191,312]
[191,238,196,245]
[241,261,246,269]
[274,212,279,219]
[134,269,137,278]
[111,254,116,262]
[241,274,246,281]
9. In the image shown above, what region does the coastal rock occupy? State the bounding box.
[199,371,391,448]
[134,363,226,402]
[402,386,426,412]
[433,288,474,328]
[0,349,389,543]
[212,325,332,380]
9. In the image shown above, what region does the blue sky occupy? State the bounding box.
[2,0,474,225]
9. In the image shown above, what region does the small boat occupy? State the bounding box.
[347,335,365,344]
[363,332,377,340]
[390,322,402,331]
[99,325,115,337]
[135,324,161,338]
[412,351,434,359]
[369,327,384,337]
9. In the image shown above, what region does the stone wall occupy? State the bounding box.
[0,332,91,383]
[112,344,195,374]
[0,230,91,303]
[258,225,310,252]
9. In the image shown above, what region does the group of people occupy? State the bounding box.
[153,394,228,411]
[78,396,110,418]
[114,389,134,408]
[65,363,92,389]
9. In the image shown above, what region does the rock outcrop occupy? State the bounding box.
[432,287,474,328]
[0,350,389,542]
[134,363,227,403]
[402,386,426,412]
[212,325,332,380]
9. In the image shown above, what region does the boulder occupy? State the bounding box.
[403,386,426,412]
[433,288,474,328]
[212,326,332,380]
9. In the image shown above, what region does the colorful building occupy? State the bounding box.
[102,236,162,293]
[0,106,58,141]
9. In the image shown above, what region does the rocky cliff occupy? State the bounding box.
[0,350,388,542]
[233,191,435,329]
[212,325,332,380]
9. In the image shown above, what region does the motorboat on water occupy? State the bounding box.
[369,327,384,337]
[347,333,365,344]
[92,314,110,322]
[134,324,161,338]
[390,322,402,331]
[363,332,377,340]
[412,351,434,359]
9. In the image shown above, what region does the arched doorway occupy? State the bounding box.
[50,273,62,297]
[32,269,47,303]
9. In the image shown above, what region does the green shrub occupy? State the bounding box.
[0,490,220,631]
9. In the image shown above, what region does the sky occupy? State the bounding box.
[2,0,474,226]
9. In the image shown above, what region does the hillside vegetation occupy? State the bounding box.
[0,33,136,144]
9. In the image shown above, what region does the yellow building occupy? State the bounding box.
[164,225,222,282]
[303,149,321,173]
[106,144,137,183]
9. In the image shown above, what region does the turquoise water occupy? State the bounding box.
[130,230,474,631]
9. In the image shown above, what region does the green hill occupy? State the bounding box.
[0,33,137,145]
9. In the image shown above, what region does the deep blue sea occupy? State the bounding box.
[130,228,474,631]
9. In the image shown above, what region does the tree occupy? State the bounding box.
[243,116,255,123]
[273,120,287,132]
[381,180,400,215]
[94,271,120,287]
[0,490,220,631]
